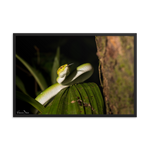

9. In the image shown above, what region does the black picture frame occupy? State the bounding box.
[10,30,139,120]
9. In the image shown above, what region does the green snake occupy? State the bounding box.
[35,63,94,105]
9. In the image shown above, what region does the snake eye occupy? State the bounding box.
[60,65,64,69]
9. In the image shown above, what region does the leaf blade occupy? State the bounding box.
[82,83,99,114]
[16,54,48,91]
[16,91,45,113]
[88,83,104,114]
[16,75,28,95]
[75,84,92,114]
[51,47,60,84]
[69,85,85,114]
[42,88,67,114]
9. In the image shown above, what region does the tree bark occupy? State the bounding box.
[95,36,134,114]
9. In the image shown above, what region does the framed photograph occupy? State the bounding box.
[13,33,137,117]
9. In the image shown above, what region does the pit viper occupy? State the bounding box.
[35,63,94,105]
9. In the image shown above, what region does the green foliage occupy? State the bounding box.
[16,47,104,115]
[41,83,104,115]
[51,47,60,84]
[16,91,45,113]
[16,54,48,91]
[16,75,28,95]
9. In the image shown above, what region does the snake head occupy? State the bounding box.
[57,64,70,78]
[56,63,74,84]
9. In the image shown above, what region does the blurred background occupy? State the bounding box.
[16,35,99,113]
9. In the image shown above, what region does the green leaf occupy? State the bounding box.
[82,83,99,114]
[16,54,48,91]
[42,82,104,115]
[51,47,60,84]
[75,84,92,114]
[16,75,28,95]
[41,88,67,114]
[87,83,104,114]
[16,91,45,113]
[57,88,69,114]
[68,85,84,114]
[35,90,42,96]
[67,85,83,114]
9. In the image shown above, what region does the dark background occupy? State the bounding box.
[15,35,100,113]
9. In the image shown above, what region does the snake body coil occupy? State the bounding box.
[35,63,94,105]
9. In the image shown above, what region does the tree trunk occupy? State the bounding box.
[95,36,134,114]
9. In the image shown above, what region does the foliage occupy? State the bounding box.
[41,83,104,114]
[51,47,60,84]
[16,46,104,115]
[16,91,45,113]
[16,54,48,91]
[16,75,28,95]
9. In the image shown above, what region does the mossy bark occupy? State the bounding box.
[95,36,134,114]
